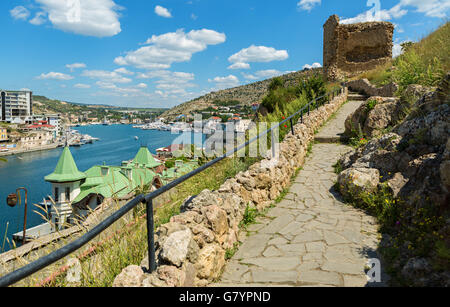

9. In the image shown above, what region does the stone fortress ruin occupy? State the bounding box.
[323,15,394,81]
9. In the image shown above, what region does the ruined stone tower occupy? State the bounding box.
[323,15,394,81]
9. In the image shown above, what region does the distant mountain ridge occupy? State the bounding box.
[162,68,321,120]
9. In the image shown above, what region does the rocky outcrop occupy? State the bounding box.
[337,73,450,286]
[112,89,349,287]
[345,96,403,137]
[346,79,399,97]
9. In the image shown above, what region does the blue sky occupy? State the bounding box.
[1,0,448,108]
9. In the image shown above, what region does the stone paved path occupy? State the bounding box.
[214,101,387,287]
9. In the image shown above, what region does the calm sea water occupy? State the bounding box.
[0,124,204,252]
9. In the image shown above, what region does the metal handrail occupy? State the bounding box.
[0,87,344,287]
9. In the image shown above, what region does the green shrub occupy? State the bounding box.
[239,205,260,229]
[393,50,444,90]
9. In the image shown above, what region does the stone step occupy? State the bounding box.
[347,93,367,101]
[315,135,350,144]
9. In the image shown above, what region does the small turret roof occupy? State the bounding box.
[131,146,161,168]
[45,147,86,183]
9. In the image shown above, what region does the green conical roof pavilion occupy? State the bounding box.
[132,146,161,168]
[45,147,87,183]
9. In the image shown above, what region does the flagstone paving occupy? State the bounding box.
[213,101,389,287]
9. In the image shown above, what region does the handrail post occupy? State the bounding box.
[290,118,294,135]
[271,129,276,159]
[146,198,156,273]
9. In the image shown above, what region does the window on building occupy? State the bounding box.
[54,187,59,202]
[65,187,71,202]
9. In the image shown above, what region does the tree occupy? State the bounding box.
[268,77,283,92]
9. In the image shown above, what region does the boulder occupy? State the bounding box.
[160,229,193,267]
[195,244,226,280]
[345,96,402,138]
[203,205,229,236]
[157,265,186,287]
[338,168,380,198]
[113,265,145,287]
[387,172,409,198]
[401,258,432,282]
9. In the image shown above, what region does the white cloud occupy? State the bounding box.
[29,11,47,25]
[297,0,321,12]
[302,62,322,70]
[228,62,251,70]
[74,83,91,88]
[37,72,74,80]
[114,67,134,75]
[341,3,408,24]
[242,69,284,81]
[135,70,197,99]
[95,81,151,97]
[34,0,122,37]
[114,29,226,70]
[208,75,240,89]
[399,0,450,18]
[155,5,172,18]
[66,62,86,71]
[10,6,30,20]
[393,44,402,58]
[82,70,132,83]
[228,45,289,68]
[340,0,449,24]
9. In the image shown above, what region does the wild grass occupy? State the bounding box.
[358,22,449,90]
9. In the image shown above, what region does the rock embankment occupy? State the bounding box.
[113,89,349,287]
[337,74,450,286]
[346,78,399,98]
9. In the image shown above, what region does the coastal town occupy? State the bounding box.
[0,89,257,156]
[0,88,258,245]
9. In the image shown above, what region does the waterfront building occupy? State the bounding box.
[0,128,7,142]
[156,144,186,159]
[45,146,164,228]
[44,147,87,231]
[13,145,199,242]
[46,114,62,136]
[0,90,33,124]
[18,130,54,149]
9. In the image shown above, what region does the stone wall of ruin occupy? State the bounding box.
[324,15,394,81]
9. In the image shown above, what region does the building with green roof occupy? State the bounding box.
[44,147,87,231]
[44,147,86,183]
[43,146,164,231]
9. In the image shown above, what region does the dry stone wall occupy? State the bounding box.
[113,88,349,287]
[324,15,394,81]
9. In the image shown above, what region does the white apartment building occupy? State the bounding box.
[33,113,63,136]
[0,90,33,124]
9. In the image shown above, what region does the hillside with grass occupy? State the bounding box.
[358,22,449,90]
[33,95,168,123]
[161,69,321,120]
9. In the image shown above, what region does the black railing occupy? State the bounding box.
[0,87,345,287]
